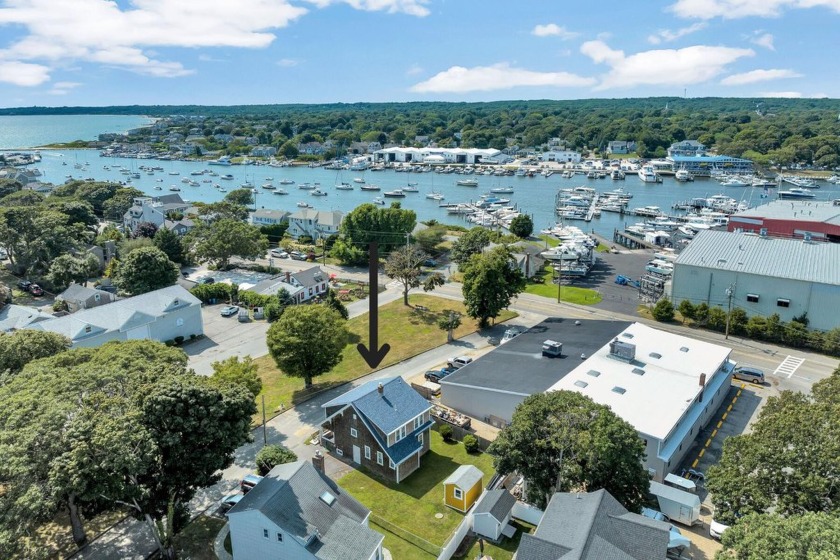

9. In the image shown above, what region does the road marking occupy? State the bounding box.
[773,355,805,379]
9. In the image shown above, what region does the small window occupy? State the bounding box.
[612,386,627,395]
[418,433,423,445]
[777,298,790,308]
[94,293,101,302]
[336,448,344,457]
[350,427,357,438]
[364,445,370,460]
[389,459,395,470]
[574,380,588,388]
[176,317,184,327]
[414,416,422,430]
[84,325,92,334]
[276,532,283,542]
[173,299,179,306]
[747,294,759,303]
[648,352,662,359]
[454,488,463,500]
[586,370,601,377]
[632,368,646,376]
[263,529,269,539]
[376,451,383,466]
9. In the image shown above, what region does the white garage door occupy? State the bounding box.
[126,325,151,340]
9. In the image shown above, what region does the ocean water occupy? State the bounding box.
[0,115,153,149]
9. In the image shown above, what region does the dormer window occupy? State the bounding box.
[84,325,92,334]
[173,299,179,306]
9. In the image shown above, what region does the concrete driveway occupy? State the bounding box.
[185,303,273,375]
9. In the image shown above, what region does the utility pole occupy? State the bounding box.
[555,266,563,303]
[725,283,735,339]
[262,394,267,446]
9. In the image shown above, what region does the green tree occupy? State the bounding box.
[414,225,446,254]
[118,236,155,258]
[323,289,349,320]
[196,200,249,222]
[0,207,89,277]
[114,246,179,295]
[255,444,298,476]
[437,311,462,343]
[133,221,159,239]
[488,391,649,511]
[46,253,101,292]
[224,188,254,207]
[0,330,70,376]
[716,512,840,559]
[384,245,430,306]
[652,298,675,322]
[509,214,534,239]
[102,187,144,222]
[461,246,526,328]
[677,300,696,322]
[266,305,348,388]
[463,434,479,453]
[185,219,268,269]
[339,203,416,255]
[209,356,263,398]
[153,227,184,264]
[707,369,840,525]
[451,227,492,265]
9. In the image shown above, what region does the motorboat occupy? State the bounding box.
[490,186,514,194]
[279,179,295,185]
[402,185,419,192]
[610,169,626,180]
[384,189,406,198]
[297,201,312,208]
[272,189,288,195]
[220,174,234,180]
[169,186,181,191]
[372,197,385,205]
[360,184,381,191]
[638,165,660,183]
[720,177,750,187]
[456,179,479,187]
[675,168,694,182]
[208,156,232,166]
[298,183,316,190]
[353,177,366,184]
[261,183,276,190]
[426,191,444,201]
[311,189,328,196]
[335,183,354,190]
[778,188,816,199]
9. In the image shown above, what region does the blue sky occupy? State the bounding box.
[0,0,836,106]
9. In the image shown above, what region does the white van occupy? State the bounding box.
[733,366,765,384]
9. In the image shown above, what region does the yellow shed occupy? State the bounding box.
[443,465,483,513]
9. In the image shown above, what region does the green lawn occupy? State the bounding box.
[538,234,560,248]
[253,294,516,422]
[173,515,225,560]
[524,265,603,305]
[453,520,535,560]
[338,430,496,547]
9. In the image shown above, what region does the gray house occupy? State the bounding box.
[26,285,202,348]
[227,460,384,560]
[57,283,117,312]
[515,490,670,560]
[0,304,54,332]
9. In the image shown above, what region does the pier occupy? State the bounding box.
[613,228,659,250]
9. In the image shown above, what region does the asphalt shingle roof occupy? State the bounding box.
[229,461,382,560]
[473,489,515,522]
[443,465,483,490]
[322,377,431,435]
[675,230,840,285]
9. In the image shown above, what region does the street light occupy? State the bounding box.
[724,283,735,339]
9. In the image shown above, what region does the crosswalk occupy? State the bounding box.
[773,355,805,378]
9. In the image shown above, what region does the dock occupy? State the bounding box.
[613,228,659,250]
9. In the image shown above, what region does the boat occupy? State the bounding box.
[384,189,406,198]
[638,165,660,183]
[272,189,289,195]
[335,183,354,190]
[168,171,179,175]
[298,183,316,190]
[169,186,181,191]
[426,191,444,201]
[311,189,328,196]
[402,185,419,192]
[353,177,366,184]
[220,174,234,180]
[675,168,694,182]
[490,186,514,194]
[208,156,232,166]
[360,184,381,191]
[153,186,162,191]
[610,169,626,180]
[372,197,385,205]
[297,201,312,208]
[261,183,276,190]
[632,205,665,217]
[456,179,479,187]
[720,177,749,188]
[279,179,295,185]
[778,188,817,200]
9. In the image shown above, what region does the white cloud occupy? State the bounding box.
[405,63,423,76]
[48,81,81,95]
[304,0,430,16]
[0,60,51,86]
[532,23,578,39]
[751,32,775,50]
[721,68,801,85]
[647,22,707,44]
[758,91,803,97]
[410,62,596,93]
[670,0,840,19]
[277,58,299,67]
[581,40,754,89]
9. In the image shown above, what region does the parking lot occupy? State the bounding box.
[567,249,653,317]
[184,303,273,375]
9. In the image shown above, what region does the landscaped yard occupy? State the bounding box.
[252,294,516,422]
[525,265,603,305]
[338,430,496,550]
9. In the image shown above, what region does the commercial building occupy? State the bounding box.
[539,150,581,163]
[666,154,753,176]
[441,319,734,481]
[728,199,840,242]
[372,147,506,165]
[671,229,840,331]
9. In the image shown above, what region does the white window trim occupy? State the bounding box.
[364,445,371,460]
[350,427,357,438]
[417,433,423,445]
[453,488,463,500]
[389,459,395,470]
[376,451,383,466]
[276,532,283,542]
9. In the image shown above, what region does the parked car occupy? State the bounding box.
[220,493,244,513]
[200,277,216,285]
[641,507,670,523]
[289,251,306,261]
[447,356,473,369]
[709,519,730,539]
[733,366,765,384]
[424,369,451,383]
[17,279,32,291]
[501,326,526,344]
[240,474,263,494]
[220,305,239,317]
[270,249,289,258]
[29,284,44,297]
[422,258,437,267]
[0,248,7,260]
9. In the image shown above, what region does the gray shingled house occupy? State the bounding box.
[56,283,117,312]
[227,460,383,560]
[472,489,517,541]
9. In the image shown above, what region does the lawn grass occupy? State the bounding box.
[252,294,516,422]
[373,522,436,560]
[173,515,225,560]
[453,520,535,560]
[538,234,560,248]
[524,265,603,305]
[596,243,611,253]
[338,430,497,547]
[22,509,126,559]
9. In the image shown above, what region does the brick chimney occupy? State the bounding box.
[698,373,706,403]
[285,271,291,283]
[312,449,325,473]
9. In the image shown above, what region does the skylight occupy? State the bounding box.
[680,347,689,353]
[649,352,662,359]
[631,368,645,376]
[574,380,588,388]
[319,491,336,506]
[586,370,601,377]
[612,386,626,395]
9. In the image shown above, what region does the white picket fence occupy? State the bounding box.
[437,511,474,560]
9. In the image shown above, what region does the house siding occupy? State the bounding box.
[327,407,396,481]
[444,479,482,513]
[229,510,312,560]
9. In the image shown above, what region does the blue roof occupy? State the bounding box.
[323,377,431,436]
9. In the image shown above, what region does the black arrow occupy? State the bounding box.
[357,242,391,368]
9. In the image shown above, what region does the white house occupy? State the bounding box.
[667,140,706,157]
[123,194,190,232]
[248,209,289,227]
[540,150,581,163]
[250,146,277,157]
[227,460,384,560]
[26,285,203,348]
[287,209,343,240]
[606,140,637,154]
[247,267,329,303]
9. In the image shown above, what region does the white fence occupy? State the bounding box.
[511,501,544,526]
[437,511,473,560]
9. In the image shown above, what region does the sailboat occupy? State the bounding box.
[403,168,419,191]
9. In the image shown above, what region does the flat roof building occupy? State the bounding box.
[441,319,733,481]
[671,230,840,331]
[728,199,840,242]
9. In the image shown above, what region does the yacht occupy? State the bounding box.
[384,189,406,198]
[335,182,353,190]
[208,156,232,166]
[220,174,234,180]
[372,197,385,205]
[279,179,295,185]
[778,188,816,200]
[261,183,276,190]
[360,184,381,191]
[456,178,479,187]
[426,191,444,201]
[675,168,694,182]
[272,189,289,195]
[720,177,749,188]
[610,169,626,180]
[490,186,514,194]
[297,201,312,208]
[353,177,366,184]
[638,165,660,183]
[311,189,328,196]
[298,183,316,190]
[402,185,419,192]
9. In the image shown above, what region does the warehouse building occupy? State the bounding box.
[670,230,840,331]
[440,320,733,480]
[728,199,840,242]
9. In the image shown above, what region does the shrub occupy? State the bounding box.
[652,299,675,322]
[174,335,185,345]
[707,307,727,332]
[694,302,710,325]
[463,434,479,454]
[255,444,298,476]
[438,423,453,442]
[677,300,696,322]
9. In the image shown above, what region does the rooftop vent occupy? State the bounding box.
[377,382,384,395]
[649,352,662,359]
[612,386,627,395]
[621,333,634,339]
[587,370,601,377]
[609,338,636,362]
[631,368,646,376]
[680,347,689,352]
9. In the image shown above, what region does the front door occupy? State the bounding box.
[352,445,361,464]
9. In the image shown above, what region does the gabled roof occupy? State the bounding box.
[474,489,516,522]
[58,283,106,303]
[443,465,483,490]
[228,461,382,560]
[0,304,54,332]
[517,489,669,560]
[322,377,431,436]
[292,266,326,288]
